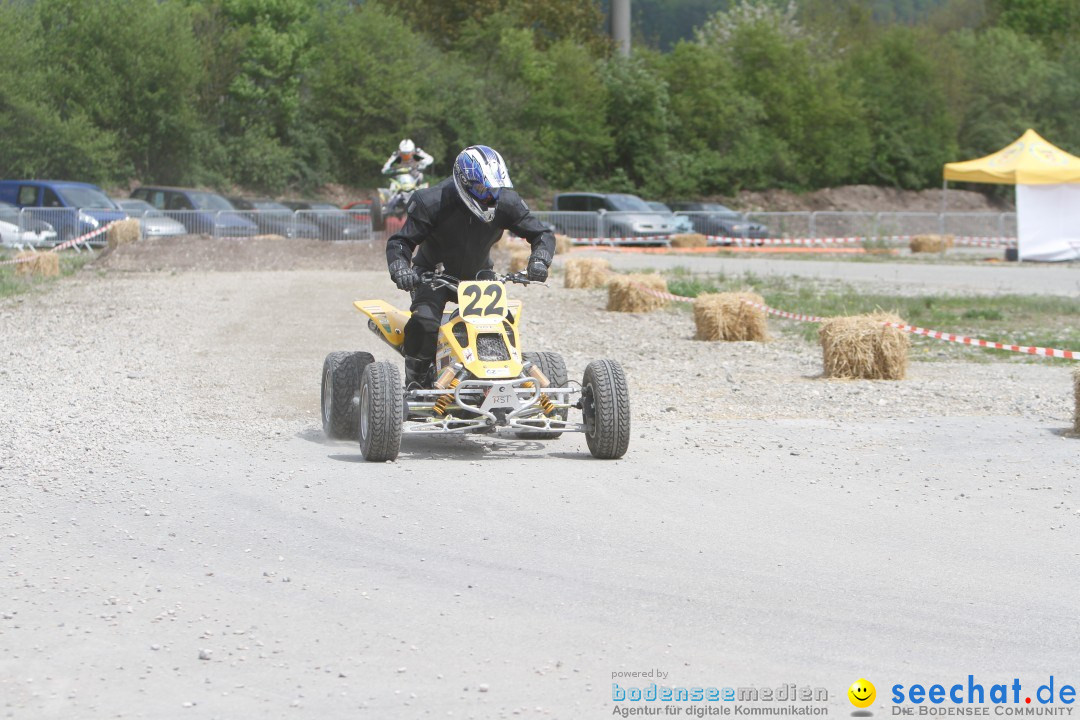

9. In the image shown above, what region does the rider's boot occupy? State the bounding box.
[404,356,432,391]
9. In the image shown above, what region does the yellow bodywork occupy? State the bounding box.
[354,299,410,350]
[354,283,524,380]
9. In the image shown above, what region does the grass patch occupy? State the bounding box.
[0,249,97,299]
[662,270,1080,364]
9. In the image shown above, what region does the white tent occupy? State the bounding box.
[944,129,1080,261]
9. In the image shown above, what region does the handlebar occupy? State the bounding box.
[419,270,538,291]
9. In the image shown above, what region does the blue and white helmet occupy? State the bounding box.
[453,145,513,223]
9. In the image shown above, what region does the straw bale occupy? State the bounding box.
[564,257,611,289]
[14,251,60,277]
[670,233,708,249]
[693,292,768,341]
[107,219,142,249]
[606,274,669,313]
[909,234,955,253]
[819,312,910,380]
[554,233,573,256]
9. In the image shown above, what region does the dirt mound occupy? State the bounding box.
[94,234,387,273]
[726,185,1012,213]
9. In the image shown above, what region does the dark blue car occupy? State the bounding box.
[130,186,258,237]
[0,180,127,244]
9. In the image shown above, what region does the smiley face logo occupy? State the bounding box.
[848,679,876,708]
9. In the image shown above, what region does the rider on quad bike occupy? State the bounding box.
[382,138,433,181]
[386,145,555,389]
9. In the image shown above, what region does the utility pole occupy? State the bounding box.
[612,0,631,57]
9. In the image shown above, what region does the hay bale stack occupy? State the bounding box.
[670,233,708,249]
[14,251,60,277]
[107,218,142,249]
[693,292,768,342]
[564,257,610,289]
[1073,369,1080,434]
[509,248,531,274]
[554,233,573,256]
[819,312,910,380]
[909,234,955,253]
[606,274,669,313]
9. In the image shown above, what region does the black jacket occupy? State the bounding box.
[386,178,555,280]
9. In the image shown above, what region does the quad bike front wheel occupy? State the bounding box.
[516,351,568,440]
[321,351,374,439]
[581,359,630,459]
[358,361,403,461]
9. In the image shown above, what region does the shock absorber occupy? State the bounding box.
[537,392,556,416]
[522,362,555,416]
[433,378,460,416]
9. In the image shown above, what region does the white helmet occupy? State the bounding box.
[452,145,513,223]
[398,138,416,155]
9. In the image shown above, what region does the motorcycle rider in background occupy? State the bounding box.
[382,138,434,183]
[386,145,555,389]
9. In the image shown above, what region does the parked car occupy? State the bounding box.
[646,201,694,234]
[112,198,186,238]
[129,186,257,237]
[280,201,368,241]
[227,197,320,239]
[0,180,127,244]
[551,192,677,240]
[0,201,58,246]
[668,202,769,242]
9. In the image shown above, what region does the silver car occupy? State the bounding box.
[113,198,187,237]
[552,192,678,241]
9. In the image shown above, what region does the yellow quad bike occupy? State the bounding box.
[320,267,630,461]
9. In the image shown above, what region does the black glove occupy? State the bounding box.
[390,260,420,292]
[527,257,549,283]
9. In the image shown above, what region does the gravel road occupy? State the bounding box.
[1,243,1078,719]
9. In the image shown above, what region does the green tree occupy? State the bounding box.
[34,0,203,184]
[0,2,121,183]
[660,41,770,195]
[189,0,323,190]
[601,53,672,194]
[310,2,460,186]
[450,12,613,191]
[698,0,872,189]
[844,27,957,188]
[945,27,1057,159]
[391,0,608,54]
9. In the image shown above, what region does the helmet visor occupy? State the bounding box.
[467,181,500,208]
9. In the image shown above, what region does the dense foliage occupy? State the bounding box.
[0,0,1075,199]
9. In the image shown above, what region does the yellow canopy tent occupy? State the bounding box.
[944,128,1080,185]
[943,129,1080,261]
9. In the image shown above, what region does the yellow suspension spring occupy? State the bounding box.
[523,380,556,415]
[433,378,460,416]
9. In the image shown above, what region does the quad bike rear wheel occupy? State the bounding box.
[581,359,630,459]
[359,361,403,461]
[321,351,374,439]
[516,351,568,439]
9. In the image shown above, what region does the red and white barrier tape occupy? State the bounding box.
[708,235,871,246]
[515,232,1017,248]
[952,236,1017,248]
[710,235,1018,248]
[881,322,1075,359]
[627,280,1077,360]
[0,222,117,266]
[574,236,673,245]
